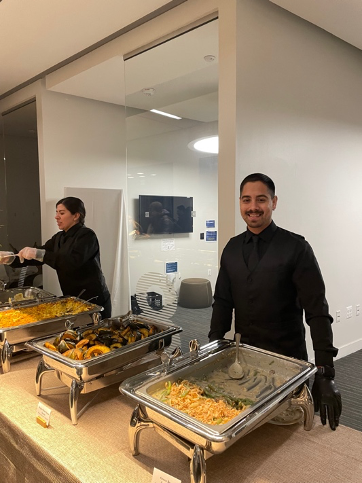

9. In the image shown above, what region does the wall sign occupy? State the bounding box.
[161,239,175,251]
[206,230,217,242]
[206,220,215,228]
[165,261,178,273]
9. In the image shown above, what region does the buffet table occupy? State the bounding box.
[1,356,362,483]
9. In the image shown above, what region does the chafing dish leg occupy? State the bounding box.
[290,383,314,431]
[35,357,55,396]
[69,379,84,425]
[190,445,206,483]
[1,339,12,374]
[129,404,154,456]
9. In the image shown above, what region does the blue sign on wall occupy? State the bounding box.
[206,231,217,242]
[165,261,178,273]
[206,220,215,228]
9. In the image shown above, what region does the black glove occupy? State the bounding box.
[312,373,342,430]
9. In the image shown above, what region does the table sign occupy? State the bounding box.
[36,401,52,428]
[151,467,181,483]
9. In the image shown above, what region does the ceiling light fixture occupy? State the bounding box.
[142,88,155,96]
[189,135,219,154]
[150,109,182,120]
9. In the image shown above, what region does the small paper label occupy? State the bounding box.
[151,467,181,483]
[36,402,51,427]
[161,239,175,251]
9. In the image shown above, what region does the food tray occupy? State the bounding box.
[120,339,316,483]
[27,315,182,382]
[0,296,103,373]
[27,314,183,424]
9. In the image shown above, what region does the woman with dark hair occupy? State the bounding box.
[14,196,111,318]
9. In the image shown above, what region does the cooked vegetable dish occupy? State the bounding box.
[44,319,161,360]
[152,379,253,425]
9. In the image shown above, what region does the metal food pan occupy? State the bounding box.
[0,286,56,308]
[26,315,182,382]
[120,340,316,444]
[0,297,103,346]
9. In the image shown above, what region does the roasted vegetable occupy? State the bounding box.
[44,318,162,360]
[84,345,111,358]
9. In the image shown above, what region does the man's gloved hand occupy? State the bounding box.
[18,247,45,263]
[312,372,342,430]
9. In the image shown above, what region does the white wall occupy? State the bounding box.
[236,0,362,359]
[38,89,127,295]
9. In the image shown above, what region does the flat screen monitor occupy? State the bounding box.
[139,195,193,234]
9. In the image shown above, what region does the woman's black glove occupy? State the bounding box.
[311,372,342,430]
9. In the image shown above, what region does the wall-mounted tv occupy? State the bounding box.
[139,195,193,234]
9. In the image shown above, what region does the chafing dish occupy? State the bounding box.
[0,286,56,308]
[0,296,102,373]
[26,314,182,424]
[120,339,316,483]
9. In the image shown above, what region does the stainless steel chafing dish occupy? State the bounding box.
[26,314,182,424]
[120,339,317,483]
[0,296,102,373]
[0,286,56,308]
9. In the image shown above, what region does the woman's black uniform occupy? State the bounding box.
[13,224,111,318]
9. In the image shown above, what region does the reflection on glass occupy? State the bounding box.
[139,195,193,234]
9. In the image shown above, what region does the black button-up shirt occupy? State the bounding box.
[209,221,337,366]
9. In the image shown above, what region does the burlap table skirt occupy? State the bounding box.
[0,356,361,483]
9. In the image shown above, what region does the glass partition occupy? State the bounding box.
[124,20,218,347]
[0,100,42,287]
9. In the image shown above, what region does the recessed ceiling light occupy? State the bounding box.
[150,109,182,120]
[137,172,144,175]
[189,136,219,154]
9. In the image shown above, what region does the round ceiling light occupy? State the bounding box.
[189,135,219,154]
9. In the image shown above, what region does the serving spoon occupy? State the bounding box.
[228,333,244,379]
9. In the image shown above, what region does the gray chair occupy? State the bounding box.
[178,278,212,309]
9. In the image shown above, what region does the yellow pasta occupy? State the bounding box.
[153,380,246,425]
[0,299,93,329]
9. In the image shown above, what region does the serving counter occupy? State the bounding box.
[0,356,361,483]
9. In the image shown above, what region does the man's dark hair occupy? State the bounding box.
[56,197,86,225]
[240,173,275,197]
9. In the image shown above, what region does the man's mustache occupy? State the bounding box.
[246,210,263,215]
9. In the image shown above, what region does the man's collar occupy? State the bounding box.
[245,221,277,243]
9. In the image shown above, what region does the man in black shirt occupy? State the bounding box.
[209,173,341,430]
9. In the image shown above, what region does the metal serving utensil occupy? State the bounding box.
[228,333,244,379]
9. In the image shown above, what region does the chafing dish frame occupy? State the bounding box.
[0,296,103,373]
[120,339,317,483]
[0,286,56,308]
[26,315,183,424]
